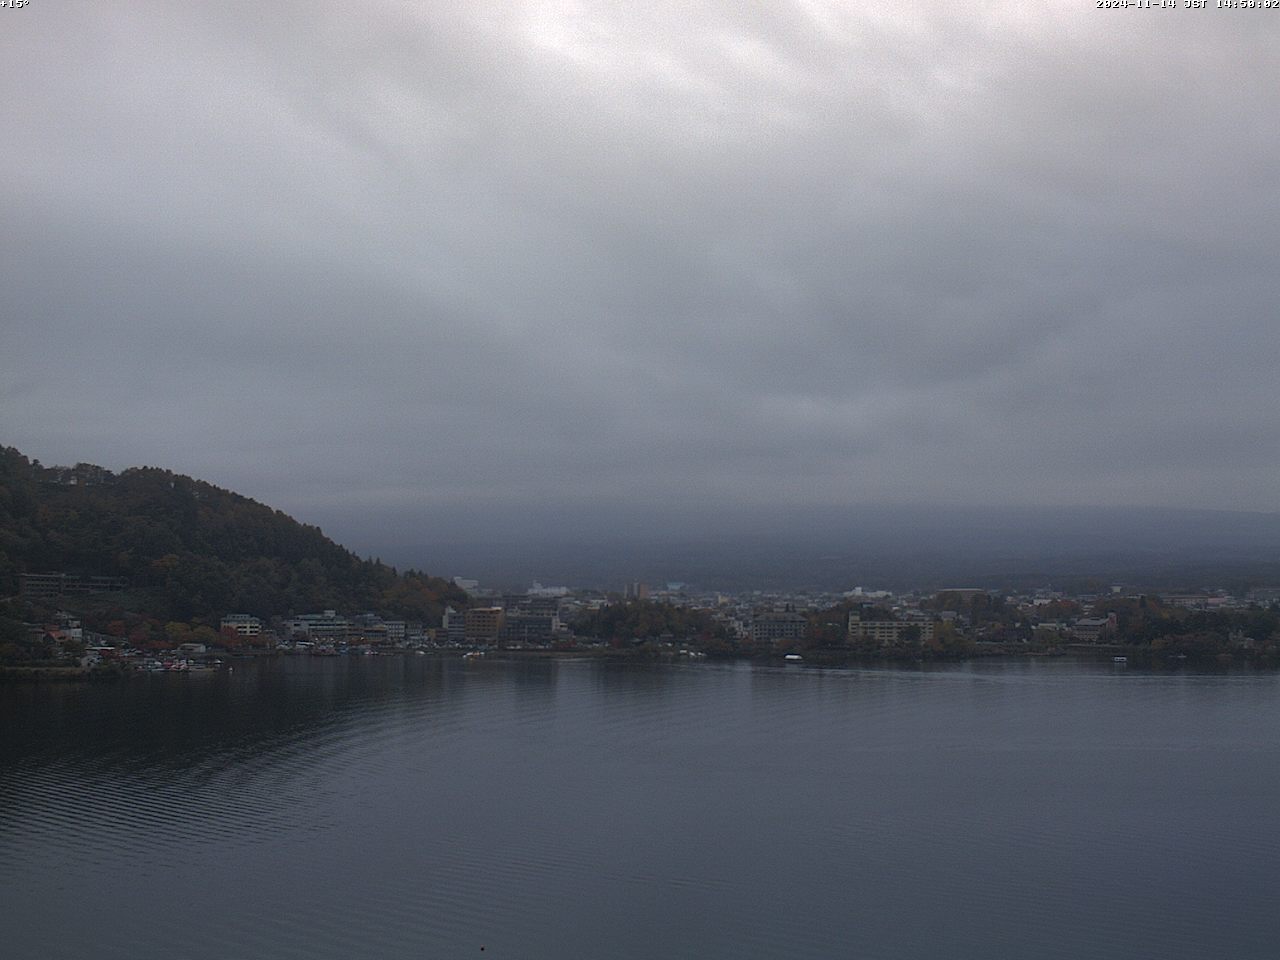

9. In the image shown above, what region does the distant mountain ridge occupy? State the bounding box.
[381,503,1280,594]
[0,446,467,623]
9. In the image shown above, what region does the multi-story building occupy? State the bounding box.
[20,573,127,600]
[464,607,505,644]
[751,607,808,644]
[220,614,262,638]
[1071,614,1116,642]
[1161,595,1228,611]
[503,611,561,644]
[442,607,467,644]
[848,613,935,645]
[497,594,562,645]
[283,610,350,642]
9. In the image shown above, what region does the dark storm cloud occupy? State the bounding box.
[3,2,1278,546]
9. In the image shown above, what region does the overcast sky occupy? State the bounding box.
[3,2,1278,551]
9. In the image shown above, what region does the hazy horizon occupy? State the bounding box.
[14,439,1280,591]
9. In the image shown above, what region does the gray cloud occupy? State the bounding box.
[3,1,1279,554]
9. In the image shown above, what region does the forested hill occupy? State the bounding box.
[0,446,467,623]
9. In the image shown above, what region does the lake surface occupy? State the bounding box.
[3,656,1279,959]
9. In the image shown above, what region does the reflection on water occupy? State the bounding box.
[3,657,1279,959]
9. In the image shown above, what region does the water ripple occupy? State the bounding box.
[5,658,1280,960]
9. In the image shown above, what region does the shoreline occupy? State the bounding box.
[4,643,1271,682]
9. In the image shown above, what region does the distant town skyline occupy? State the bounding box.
[4,2,1279,554]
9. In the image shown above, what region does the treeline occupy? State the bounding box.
[573,600,728,642]
[1093,595,1280,659]
[0,447,467,626]
[799,593,1280,661]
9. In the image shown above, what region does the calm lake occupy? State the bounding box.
[2,656,1278,959]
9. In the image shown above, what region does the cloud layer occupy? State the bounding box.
[4,2,1278,548]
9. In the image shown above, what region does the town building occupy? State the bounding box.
[220,614,262,638]
[1071,614,1117,642]
[283,610,350,642]
[464,607,505,643]
[503,610,561,644]
[496,594,562,644]
[1161,594,1228,611]
[751,607,808,644]
[20,572,128,601]
[442,607,467,644]
[848,613,935,645]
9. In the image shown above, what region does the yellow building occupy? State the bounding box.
[848,614,934,645]
[464,607,505,643]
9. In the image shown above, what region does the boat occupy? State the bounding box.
[1113,656,1127,663]
[784,654,803,662]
